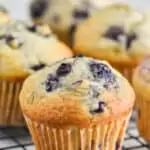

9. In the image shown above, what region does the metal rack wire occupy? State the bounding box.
[123,112,150,150]
[0,112,149,150]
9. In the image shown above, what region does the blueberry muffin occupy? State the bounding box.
[20,56,135,150]
[133,57,150,142]
[30,0,115,46]
[74,4,146,81]
[0,6,9,25]
[0,21,73,126]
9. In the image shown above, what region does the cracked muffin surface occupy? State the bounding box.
[0,20,73,80]
[30,0,115,46]
[74,4,149,65]
[20,56,135,127]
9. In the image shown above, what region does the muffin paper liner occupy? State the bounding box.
[25,111,131,150]
[136,93,150,142]
[0,80,25,126]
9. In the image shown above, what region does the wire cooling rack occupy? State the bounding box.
[0,111,149,150]
[123,111,150,150]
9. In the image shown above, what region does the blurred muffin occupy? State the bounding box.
[30,0,115,46]
[74,4,147,81]
[133,57,150,142]
[0,5,10,25]
[20,56,135,150]
[0,21,73,126]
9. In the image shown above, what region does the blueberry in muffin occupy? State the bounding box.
[30,0,114,46]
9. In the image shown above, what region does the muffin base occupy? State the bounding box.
[25,111,131,150]
[136,94,150,142]
[0,80,25,126]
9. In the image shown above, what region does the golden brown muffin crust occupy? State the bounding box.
[0,21,73,80]
[20,57,135,127]
[74,4,148,64]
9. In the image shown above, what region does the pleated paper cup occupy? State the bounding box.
[0,80,25,126]
[136,92,150,142]
[25,111,131,150]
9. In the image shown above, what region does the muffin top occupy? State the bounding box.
[133,57,150,97]
[74,4,147,65]
[30,0,94,24]
[20,56,135,127]
[0,6,10,25]
[0,21,73,80]
[30,0,114,25]
[30,0,115,45]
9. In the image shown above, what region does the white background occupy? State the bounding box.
[1,0,150,21]
[1,0,32,20]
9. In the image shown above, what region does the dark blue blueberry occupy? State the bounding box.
[73,9,89,19]
[126,33,137,49]
[30,0,48,18]
[5,35,23,48]
[5,35,15,43]
[30,63,46,71]
[45,74,59,92]
[90,101,105,114]
[89,62,116,84]
[56,63,72,77]
[89,62,111,78]
[27,25,37,32]
[104,26,124,41]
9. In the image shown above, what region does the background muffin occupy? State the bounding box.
[74,4,147,81]
[20,56,135,150]
[0,20,73,126]
[30,0,115,46]
[0,5,10,25]
[133,57,150,142]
